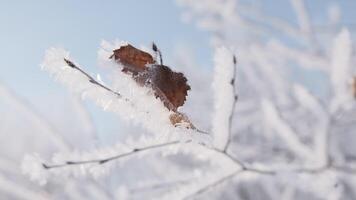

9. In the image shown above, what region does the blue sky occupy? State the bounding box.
[0,1,212,140]
[0,0,211,98]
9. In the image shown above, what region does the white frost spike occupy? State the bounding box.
[211,47,235,150]
[330,28,353,112]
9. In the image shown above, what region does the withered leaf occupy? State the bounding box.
[147,65,190,110]
[110,44,154,74]
[111,44,190,111]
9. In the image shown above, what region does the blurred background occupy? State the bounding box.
[1,0,356,199]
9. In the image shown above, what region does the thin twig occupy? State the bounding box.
[152,42,163,65]
[42,140,181,169]
[64,59,124,99]
[223,55,238,152]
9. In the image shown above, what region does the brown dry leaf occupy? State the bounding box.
[111,44,191,111]
[147,65,190,110]
[110,44,155,74]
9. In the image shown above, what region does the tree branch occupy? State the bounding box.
[63,59,125,100]
[223,55,238,152]
[42,140,182,169]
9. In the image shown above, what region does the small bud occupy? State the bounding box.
[99,160,109,164]
[152,42,158,52]
[64,58,76,68]
[230,79,235,85]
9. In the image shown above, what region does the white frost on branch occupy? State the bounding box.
[211,47,235,150]
[22,136,176,183]
[330,28,353,113]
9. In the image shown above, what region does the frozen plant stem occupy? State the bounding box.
[63,57,208,134]
[42,140,181,169]
[223,55,238,152]
[63,58,125,100]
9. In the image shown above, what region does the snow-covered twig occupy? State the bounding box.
[330,28,353,113]
[212,47,237,150]
[63,58,124,99]
[223,55,238,152]
[42,140,181,169]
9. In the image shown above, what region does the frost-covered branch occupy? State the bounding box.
[330,28,353,113]
[212,47,238,151]
[42,140,181,169]
[224,55,238,152]
[42,47,209,144]
[63,58,124,99]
